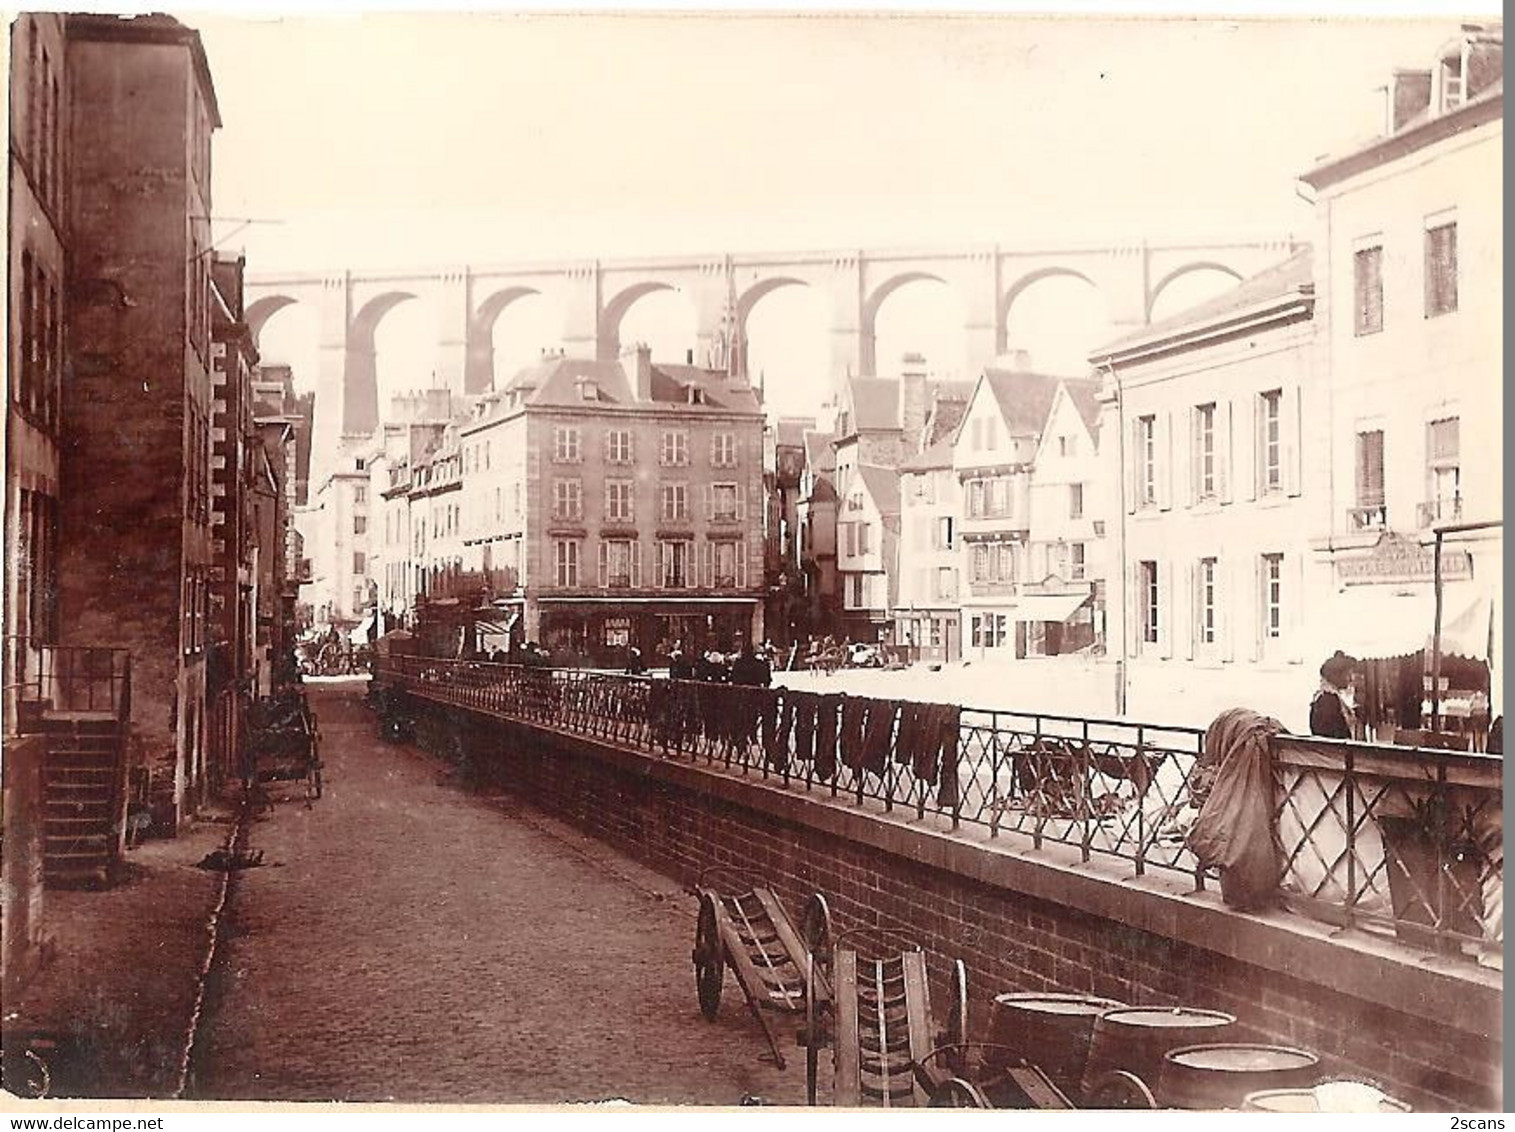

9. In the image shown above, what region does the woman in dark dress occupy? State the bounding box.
[1310,651,1359,739]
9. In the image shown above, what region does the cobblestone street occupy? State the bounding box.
[192,680,811,1105]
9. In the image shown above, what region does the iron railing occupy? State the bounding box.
[377,657,1502,961]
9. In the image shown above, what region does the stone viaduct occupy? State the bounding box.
[245,238,1299,482]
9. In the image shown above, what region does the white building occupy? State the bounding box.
[1298,23,1503,732]
[1091,250,1321,728]
[895,438,962,662]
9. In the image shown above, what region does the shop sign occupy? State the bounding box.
[1337,532,1473,585]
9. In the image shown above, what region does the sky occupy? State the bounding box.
[189,8,1489,420]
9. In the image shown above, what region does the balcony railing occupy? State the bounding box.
[1418,495,1464,528]
[1347,504,1389,531]
[377,657,1502,962]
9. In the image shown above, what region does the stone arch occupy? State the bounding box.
[1147,261,1244,320]
[246,293,300,348]
[862,270,951,376]
[999,266,1101,333]
[601,280,679,359]
[472,285,549,391]
[344,290,418,438]
[736,275,809,325]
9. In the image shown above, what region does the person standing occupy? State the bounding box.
[1310,652,1359,739]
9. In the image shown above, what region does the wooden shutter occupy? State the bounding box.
[704,484,714,523]
[1217,557,1234,662]
[631,540,643,588]
[1217,402,1232,503]
[1185,406,1198,507]
[1157,412,1173,511]
[1183,560,1196,660]
[1158,561,1174,659]
[1288,552,1305,663]
[736,536,749,589]
[700,540,712,588]
[1284,385,1302,497]
[1127,416,1141,513]
[1249,555,1264,662]
[1238,396,1257,502]
[1125,561,1141,658]
[597,540,608,588]
[736,482,746,523]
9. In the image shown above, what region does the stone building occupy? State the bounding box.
[55,14,223,829]
[895,437,961,662]
[1298,23,1503,731]
[457,345,765,665]
[796,428,840,640]
[207,254,259,799]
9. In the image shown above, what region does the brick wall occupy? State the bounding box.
[409,703,1502,1112]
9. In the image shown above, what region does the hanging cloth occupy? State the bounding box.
[934,704,962,808]
[815,694,841,781]
[840,696,870,771]
[793,692,817,767]
[861,698,898,776]
[1186,707,1287,911]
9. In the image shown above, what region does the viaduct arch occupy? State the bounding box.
[245,238,1299,485]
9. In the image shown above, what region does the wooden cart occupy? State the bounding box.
[810,928,967,1107]
[690,868,833,1079]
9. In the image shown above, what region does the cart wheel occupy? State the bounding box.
[930,1078,992,1108]
[946,958,968,1049]
[804,950,823,1106]
[801,892,833,955]
[1086,1070,1156,1110]
[693,894,724,1020]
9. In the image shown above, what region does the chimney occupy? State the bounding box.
[621,342,653,402]
[1383,69,1432,134]
[899,352,928,445]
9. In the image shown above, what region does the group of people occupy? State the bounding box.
[662,641,775,687]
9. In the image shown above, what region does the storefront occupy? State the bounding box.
[537,599,761,668]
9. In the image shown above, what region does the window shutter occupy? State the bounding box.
[1186,406,1197,506]
[654,542,666,589]
[1207,557,1227,662]
[598,541,608,588]
[631,540,643,588]
[700,540,713,588]
[1217,402,1232,502]
[1284,385,1302,497]
[710,433,719,466]
[1127,417,1140,514]
[736,482,746,522]
[1124,562,1140,658]
[736,537,748,589]
[1288,552,1305,664]
[1249,555,1264,662]
[1158,561,1174,659]
[1183,560,1196,660]
[704,484,713,523]
[1157,412,1173,511]
[1238,397,1257,502]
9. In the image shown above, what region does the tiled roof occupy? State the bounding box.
[804,429,836,472]
[922,397,969,448]
[858,464,901,516]
[775,416,816,449]
[841,375,976,434]
[981,370,1083,437]
[1090,248,1314,359]
[1062,380,1104,435]
[491,355,761,422]
[899,435,956,472]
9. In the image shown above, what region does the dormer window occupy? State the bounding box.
[1439,51,1465,111]
[687,385,705,405]
[580,380,598,401]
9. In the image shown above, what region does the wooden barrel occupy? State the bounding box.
[1158,1044,1320,1110]
[988,993,1125,1098]
[1245,1086,1411,1113]
[1080,1007,1235,1100]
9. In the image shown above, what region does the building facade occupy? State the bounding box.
[56,14,223,827]
[895,439,961,662]
[1299,24,1503,730]
[457,346,766,665]
[1091,251,1320,727]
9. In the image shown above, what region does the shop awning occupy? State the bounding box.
[1310,585,1494,662]
[1010,592,1090,624]
[348,615,374,645]
[476,613,519,637]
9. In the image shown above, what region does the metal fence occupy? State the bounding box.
[378,656,1502,961]
[4,637,133,729]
